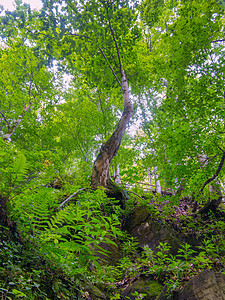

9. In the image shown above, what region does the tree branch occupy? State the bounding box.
[28,68,34,100]
[0,111,10,129]
[136,181,169,190]
[127,191,146,201]
[211,39,225,43]
[98,47,123,90]
[59,188,85,209]
[64,32,123,90]
[28,21,123,90]
[3,103,34,141]
[199,151,225,194]
[105,4,122,75]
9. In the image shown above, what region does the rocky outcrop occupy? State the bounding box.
[122,278,163,300]
[158,270,225,300]
[92,205,225,300]
[176,270,225,300]
[122,206,181,254]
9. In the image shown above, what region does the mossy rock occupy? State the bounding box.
[86,283,106,299]
[94,238,121,265]
[122,279,163,299]
[122,205,181,254]
[177,270,225,300]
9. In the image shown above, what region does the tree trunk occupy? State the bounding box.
[154,166,162,195]
[147,168,152,191]
[112,165,121,184]
[193,153,223,214]
[3,103,33,142]
[91,70,133,189]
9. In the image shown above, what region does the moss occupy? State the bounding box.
[86,283,106,299]
[134,280,163,295]
[122,279,163,299]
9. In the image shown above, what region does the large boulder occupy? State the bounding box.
[122,206,181,254]
[176,269,225,300]
[122,278,163,300]
[158,269,225,299]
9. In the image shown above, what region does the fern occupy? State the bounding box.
[11,187,58,234]
[11,152,27,182]
[47,207,71,230]
[0,140,28,196]
[11,188,124,284]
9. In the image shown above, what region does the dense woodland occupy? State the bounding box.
[0,0,225,299]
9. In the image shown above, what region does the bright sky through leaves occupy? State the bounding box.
[0,0,42,11]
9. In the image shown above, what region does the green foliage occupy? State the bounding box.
[140,0,165,28]
[131,291,148,300]
[0,139,29,197]
[0,0,225,298]
[10,187,124,290]
[138,0,225,198]
[0,231,80,299]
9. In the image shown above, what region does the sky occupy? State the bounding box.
[0,0,42,11]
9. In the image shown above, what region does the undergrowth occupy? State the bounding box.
[1,179,225,299]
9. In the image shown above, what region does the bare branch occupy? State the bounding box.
[98,94,105,115]
[23,103,33,112]
[0,111,10,129]
[98,47,123,90]
[28,68,34,100]
[136,181,168,190]
[59,188,85,209]
[3,103,34,141]
[127,191,146,201]
[199,152,225,194]
[105,5,122,75]
[211,39,225,43]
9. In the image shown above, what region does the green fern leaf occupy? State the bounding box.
[11,152,27,183]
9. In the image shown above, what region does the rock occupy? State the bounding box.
[158,270,225,300]
[86,282,106,299]
[122,278,163,300]
[122,206,181,254]
[177,270,225,300]
[95,239,121,265]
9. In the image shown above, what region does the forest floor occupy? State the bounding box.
[1,190,225,299]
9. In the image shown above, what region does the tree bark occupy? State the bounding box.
[147,168,152,191]
[91,70,133,189]
[193,153,224,214]
[3,103,34,142]
[154,166,162,195]
[112,165,121,184]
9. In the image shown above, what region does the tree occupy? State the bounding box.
[0,44,54,142]
[34,0,141,190]
[0,0,140,191]
[1,1,225,299]
[91,69,134,188]
[1,0,224,205]
[140,0,225,211]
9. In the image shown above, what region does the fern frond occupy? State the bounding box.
[11,152,28,183]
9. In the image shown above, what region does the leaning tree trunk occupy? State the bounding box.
[91,69,133,189]
[3,103,34,142]
[193,153,224,214]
